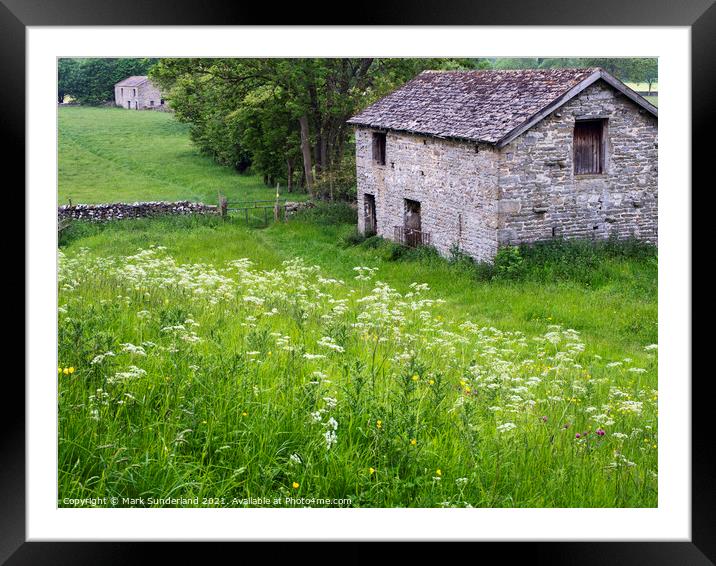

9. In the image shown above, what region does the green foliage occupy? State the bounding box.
[511,237,658,290]
[474,57,657,85]
[493,246,526,280]
[448,243,495,280]
[59,58,158,105]
[340,229,368,248]
[292,202,357,225]
[149,58,473,193]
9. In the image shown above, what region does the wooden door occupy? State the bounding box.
[364,194,376,236]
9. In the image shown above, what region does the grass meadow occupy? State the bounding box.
[58,108,658,508]
[58,106,303,205]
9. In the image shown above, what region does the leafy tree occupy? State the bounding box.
[626,59,658,92]
[58,58,81,103]
[58,58,158,105]
[472,57,657,85]
[151,58,470,198]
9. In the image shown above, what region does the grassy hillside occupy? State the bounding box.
[58,106,302,205]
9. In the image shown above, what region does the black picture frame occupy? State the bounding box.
[6,0,710,562]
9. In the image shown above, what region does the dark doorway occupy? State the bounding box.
[404,199,421,246]
[364,194,377,236]
[127,101,131,109]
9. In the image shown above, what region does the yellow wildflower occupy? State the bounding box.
[369,467,375,475]
[63,368,69,375]
[436,469,442,477]
[412,374,419,382]
[410,438,417,446]
[292,482,299,489]
[376,420,382,429]
[68,367,75,374]
[428,379,435,385]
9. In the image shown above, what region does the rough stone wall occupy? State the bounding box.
[137,82,164,109]
[58,201,217,222]
[497,80,658,246]
[355,128,500,262]
[114,81,165,110]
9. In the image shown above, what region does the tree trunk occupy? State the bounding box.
[299,115,314,196]
[286,158,293,193]
[320,133,328,176]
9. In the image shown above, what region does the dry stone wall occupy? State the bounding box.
[58,201,217,222]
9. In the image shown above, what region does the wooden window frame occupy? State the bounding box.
[372,132,386,166]
[573,119,607,175]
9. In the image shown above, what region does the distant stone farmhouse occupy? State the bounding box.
[114,76,165,110]
[347,68,658,262]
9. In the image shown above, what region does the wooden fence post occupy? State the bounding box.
[274,183,280,223]
[218,193,228,219]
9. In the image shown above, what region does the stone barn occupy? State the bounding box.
[114,76,165,110]
[347,68,658,262]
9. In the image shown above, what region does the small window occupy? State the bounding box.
[372,132,386,166]
[133,88,137,96]
[160,99,165,105]
[574,119,606,175]
[149,100,154,106]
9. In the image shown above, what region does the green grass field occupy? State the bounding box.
[57,107,658,508]
[625,82,658,93]
[625,82,658,107]
[58,106,303,205]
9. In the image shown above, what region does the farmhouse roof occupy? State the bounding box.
[347,68,658,147]
[115,76,150,87]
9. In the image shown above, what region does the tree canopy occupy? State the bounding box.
[149,58,478,198]
[58,58,158,105]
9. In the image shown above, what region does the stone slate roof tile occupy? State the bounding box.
[348,68,605,144]
[115,76,150,87]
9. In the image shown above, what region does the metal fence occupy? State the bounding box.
[393,226,431,247]
[219,197,289,227]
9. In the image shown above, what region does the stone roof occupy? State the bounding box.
[348,68,657,147]
[115,76,150,87]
